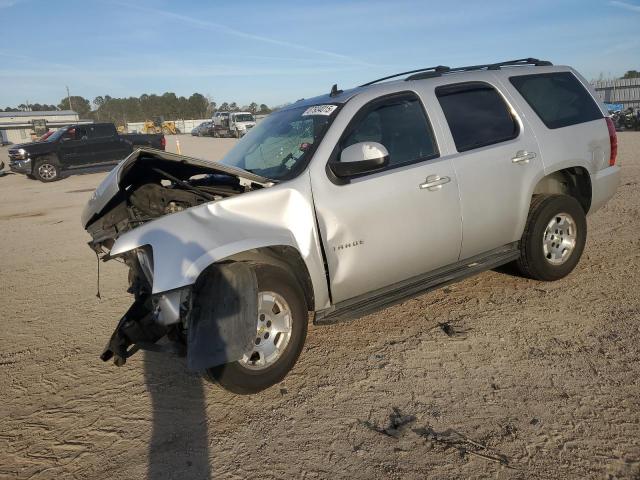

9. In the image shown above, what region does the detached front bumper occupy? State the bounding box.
[9,157,32,174]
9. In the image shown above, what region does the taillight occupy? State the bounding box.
[160,136,166,150]
[606,117,617,166]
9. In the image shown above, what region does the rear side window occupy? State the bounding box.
[509,72,602,129]
[342,93,438,168]
[91,124,115,138]
[436,82,519,152]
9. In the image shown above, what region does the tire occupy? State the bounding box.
[234,129,240,139]
[33,157,61,182]
[205,264,308,394]
[516,194,587,281]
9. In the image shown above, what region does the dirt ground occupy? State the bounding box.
[0,134,639,480]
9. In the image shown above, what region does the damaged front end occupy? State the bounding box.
[99,248,193,366]
[83,148,271,368]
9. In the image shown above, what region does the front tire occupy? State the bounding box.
[205,264,308,394]
[516,194,587,281]
[33,157,60,182]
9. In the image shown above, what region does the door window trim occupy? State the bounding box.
[435,81,521,153]
[327,91,440,185]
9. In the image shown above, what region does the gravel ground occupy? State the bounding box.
[0,133,638,479]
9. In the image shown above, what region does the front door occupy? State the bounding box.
[58,126,94,167]
[311,92,463,303]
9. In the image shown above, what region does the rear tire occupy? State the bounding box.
[33,157,60,182]
[205,264,308,394]
[516,194,587,281]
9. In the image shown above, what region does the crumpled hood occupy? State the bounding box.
[81,147,270,229]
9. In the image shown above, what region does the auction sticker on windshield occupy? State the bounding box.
[302,105,337,116]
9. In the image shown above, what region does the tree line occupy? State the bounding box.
[2,92,273,125]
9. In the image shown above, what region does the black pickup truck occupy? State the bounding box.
[8,123,166,182]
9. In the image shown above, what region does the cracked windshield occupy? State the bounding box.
[220,105,337,180]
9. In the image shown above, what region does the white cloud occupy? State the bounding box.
[109,1,375,67]
[609,0,640,13]
[0,0,24,7]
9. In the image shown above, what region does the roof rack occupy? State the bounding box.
[360,58,552,86]
[359,65,450,87]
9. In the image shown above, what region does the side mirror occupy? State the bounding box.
[329,141,389,178]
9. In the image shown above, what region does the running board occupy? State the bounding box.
[314,243,520,325]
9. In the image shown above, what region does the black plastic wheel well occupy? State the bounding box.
[220,246,315,311]
[533,167,592,213]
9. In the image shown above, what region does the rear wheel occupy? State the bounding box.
[205,264,308,394]
[33,157,60,182]
[516,194,587,281]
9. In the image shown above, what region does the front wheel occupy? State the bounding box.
[33,157,60,182]
[205,264,308,394]
[516,194,587,281]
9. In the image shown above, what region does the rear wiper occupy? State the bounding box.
[151,167,216,201]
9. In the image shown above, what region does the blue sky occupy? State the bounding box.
[0,0,639,109]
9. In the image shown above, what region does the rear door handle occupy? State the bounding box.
[419,175,450,191]
[512,150,536,164]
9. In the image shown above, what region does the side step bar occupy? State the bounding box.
[314,243,520,325]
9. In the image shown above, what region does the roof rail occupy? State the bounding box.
[359,65,450,87]
[359,58,552,86]
[406,58,552,81]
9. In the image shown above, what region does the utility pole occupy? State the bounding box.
[66,85,73,112]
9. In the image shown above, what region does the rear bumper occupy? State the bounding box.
[589,166,621,214]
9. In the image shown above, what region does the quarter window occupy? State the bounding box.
[436,82,519,152]
[509,72,602,129]
[342,93,438,168]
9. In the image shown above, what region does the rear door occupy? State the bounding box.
[433,80,544,259]
[90,124,120,163]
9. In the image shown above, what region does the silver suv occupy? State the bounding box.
[83,58,620,394]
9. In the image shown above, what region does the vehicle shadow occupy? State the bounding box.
[139,228,252,479]
[144,351,211,479]
[492,262,522,278]
[60,163,118,179]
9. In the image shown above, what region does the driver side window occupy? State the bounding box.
[342,93,438,168]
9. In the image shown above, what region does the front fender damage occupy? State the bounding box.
[102,262,258,371]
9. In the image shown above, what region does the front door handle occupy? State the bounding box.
[419,174,451,191]
[512,150,537,164]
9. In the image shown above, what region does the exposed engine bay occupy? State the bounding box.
[85,152,264,251]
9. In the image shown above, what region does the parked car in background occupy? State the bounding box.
[192,121,215,137]
[83,58,619,394]
[8,123,165,182]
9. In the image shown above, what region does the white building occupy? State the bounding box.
[0,110,86,145]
